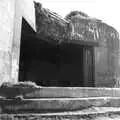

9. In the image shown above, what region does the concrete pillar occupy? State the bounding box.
[11,0,36,83]
[0,0,15,84]
[0,0,36,85]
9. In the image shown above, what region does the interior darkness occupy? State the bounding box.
[19,18,84,86]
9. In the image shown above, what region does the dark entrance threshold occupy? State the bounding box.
[18,18,94,87]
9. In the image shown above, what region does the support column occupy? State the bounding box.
[0,0,36,84]
[11,0,22,83]
[11,0,36,83]
[0,0,15,85]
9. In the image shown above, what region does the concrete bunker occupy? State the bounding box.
[18,18,95,87]
[16,2,119,88]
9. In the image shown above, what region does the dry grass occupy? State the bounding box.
[0,81,39,88]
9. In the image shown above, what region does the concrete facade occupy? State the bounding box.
[0,0,120,87]
[95,24,120,87]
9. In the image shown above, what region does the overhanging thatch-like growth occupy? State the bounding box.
[65,11,100,42]
[34,2,100,45]
[34,2,72,44]
[34,2,119,47]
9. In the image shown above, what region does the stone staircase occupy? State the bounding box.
[1,87,120,119]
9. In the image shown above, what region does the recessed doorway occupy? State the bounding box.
[18,18,95,87]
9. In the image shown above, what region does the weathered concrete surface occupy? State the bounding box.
[0,0,15,84]
[95,23,120,87]
[11,0,36,84]
[0,0,119,87]
[1,87,120,99]
[23,87,120,98]
[0,0,36,85]
[65,11,120,87]
[1,97,120,113]
[21,0,36,30]
[1,107,120,119]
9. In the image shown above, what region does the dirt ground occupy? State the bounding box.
[1,114,120,120]
[1,107,120,120]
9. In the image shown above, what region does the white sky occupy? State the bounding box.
[36,0,120,34]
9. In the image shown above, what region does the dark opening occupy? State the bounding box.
[19,18,94,87]
[58,44,84,86]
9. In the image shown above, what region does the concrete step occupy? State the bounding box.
[1,97,120,113]
[1,87,120,98]
[1,107,120,119]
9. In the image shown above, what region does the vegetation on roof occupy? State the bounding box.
[34,2,71,44]
[65,11,89,20]
[34,2,119,47]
